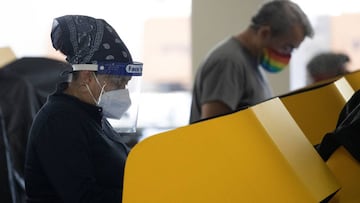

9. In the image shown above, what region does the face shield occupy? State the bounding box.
[73,61,143,133]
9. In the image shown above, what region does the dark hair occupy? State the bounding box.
[251,0,313,38]
[307,52,350,81]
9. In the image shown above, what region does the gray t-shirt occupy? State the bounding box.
[189,37,273,123]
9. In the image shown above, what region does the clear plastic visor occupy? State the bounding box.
[73,62,143,133]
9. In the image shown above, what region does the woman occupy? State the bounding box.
[25,15,143,203]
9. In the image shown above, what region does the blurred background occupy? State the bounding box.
[2,0,360,141]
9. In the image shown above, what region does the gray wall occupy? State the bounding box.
[191,0,291,96]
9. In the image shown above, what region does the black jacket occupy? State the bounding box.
[25,83,129,203]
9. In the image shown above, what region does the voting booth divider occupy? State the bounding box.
[122,97,340,203]
[279,75,360,203]
[327,146,360,203]
[344,70,360,91]
[280,77,354,145]
[122,71,360,203]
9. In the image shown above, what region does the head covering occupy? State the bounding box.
[51,15,133,65]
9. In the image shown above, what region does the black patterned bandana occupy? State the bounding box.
[51,15,133,65]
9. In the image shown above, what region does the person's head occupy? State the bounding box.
[306,52,350,84]
[51,15,142,105]
[246,0,313,73]
[51,15,143,131]
[251,0,313,53]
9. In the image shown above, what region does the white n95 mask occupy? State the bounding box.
[99,89,131,119]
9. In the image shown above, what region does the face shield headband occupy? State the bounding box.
[72,61,143,133]
[72,61,143,76]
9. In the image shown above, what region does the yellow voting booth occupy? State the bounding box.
[344,70,360,91]
[280,77,354,145]
[319,71,360,203]
[122,98,339,203]
[326,147,360,203]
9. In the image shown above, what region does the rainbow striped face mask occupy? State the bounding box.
[260,48,291,73]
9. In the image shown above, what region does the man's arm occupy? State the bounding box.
[201,101,232,120]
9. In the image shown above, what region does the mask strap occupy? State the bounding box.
[98,84,106,104]
[93,72,108,104]
[85,84,99,104]
[85,72,107,105]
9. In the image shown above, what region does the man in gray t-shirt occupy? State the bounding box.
[190,37,272,123]
[189,0,314,123]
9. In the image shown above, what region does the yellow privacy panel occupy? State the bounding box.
[122,98,339,203]
[327,147,360,203]
[0,47,16,68]
[280,78,354,145]
[252,100,339,201]
[344,70,360,91]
